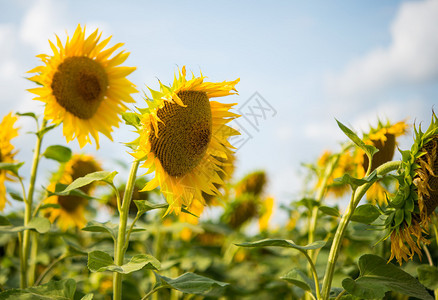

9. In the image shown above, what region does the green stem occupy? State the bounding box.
[308,152,342,250]
[320,160,401,300]
[301,250,321,299]
[308,143,352,259]
[141,286,165,300]
[21,120,46,288]
[123,212,142,255]
[34,253,67,286]
[113,159,139,300]
[28,232,38,285]
[334,289,346,300]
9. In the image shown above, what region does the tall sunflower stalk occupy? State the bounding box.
[26,24,137,291]
[113,159,140,300]
[20,118,47,288]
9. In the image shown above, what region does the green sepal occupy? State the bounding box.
[122,112,141,129]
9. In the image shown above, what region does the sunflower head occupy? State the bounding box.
[384,113,438,264]
[222,195,259,229]
[28,24,137,148]
[235,170,267,197]
[131,66,240,216]
[362,120,408,173]
[45,154,102,230]
[0,112,19,211]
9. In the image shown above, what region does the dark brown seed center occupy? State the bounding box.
[420,136,438,215]
[149,91,212,177]
[57,195,85,213]
[363,133,396,172]
[51,56,108,119]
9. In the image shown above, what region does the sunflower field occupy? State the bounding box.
[1,21,438,300]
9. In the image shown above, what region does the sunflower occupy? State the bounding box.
[131,66,240,216]
[221,170,268,229]
[318,120,408,205]
[28,24,137,148]
[45,154,102,230]
[384,113,438,264]
[0,113,19,211]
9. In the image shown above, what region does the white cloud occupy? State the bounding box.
[19,0,67,52]
[327,0,438,97]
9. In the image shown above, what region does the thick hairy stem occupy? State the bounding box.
[320,160,401,300]
[113,160,139,300]
[21,120,46,288]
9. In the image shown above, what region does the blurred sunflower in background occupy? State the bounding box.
[45,154,102,230]
[0,113,19,211]
[222,171,269,230]
[384,113,438,264]
[28,24,137,148]
[357,120,408,205]
[317,120,408,205]
[131,66,240,216]
[104,177,151,216]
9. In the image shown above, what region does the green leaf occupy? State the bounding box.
[39,203,61,210]
[0,162,24,176]
[0,217,50,234]
[336,120,379,165]
[42,145,72,163]
[134,200,168,214]
[8,191,23,202]
[80,294,93,300]
[16,112,38,121]
[236,238,326,251]
[46,183,93,199]
[81,221,118,241]
[342,254,433,300]
[350,204,381,224]
[0,215,11,226]
[61,171,118,194]
[36,124,58,138]
[336,120,379,158]
[0,278,76,299]
[417,265,438,290]
[27,217,51,233]
[122,112,141,128]
[334,170,379,191]
[155,272,228,296]
[87,251,160,274]
[280,268,314,293]
[319,206,340,217]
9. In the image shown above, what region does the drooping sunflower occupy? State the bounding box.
[384,113,438,264]
[0,113,19,211]
[45,154,102,230]
[28,24,137,148]
[221,170,268,229]
[131,66,240,215]
[318,120,408,205]
[357,120,409,205]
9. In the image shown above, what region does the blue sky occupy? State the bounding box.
[1,0,438,223]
